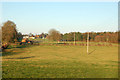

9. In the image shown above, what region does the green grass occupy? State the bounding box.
[2,43,118,78]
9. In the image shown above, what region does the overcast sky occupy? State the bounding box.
[2,2,118,34]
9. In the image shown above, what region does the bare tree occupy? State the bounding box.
[48,29,61,42]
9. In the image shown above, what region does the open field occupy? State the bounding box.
[2,42,118,78]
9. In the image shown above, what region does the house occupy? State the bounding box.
[29,36,35,39]
[23,35,29,39]
[42,36,45,39]
[35,35,40,38]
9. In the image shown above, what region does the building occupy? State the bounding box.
[29,36,35,39]
[23,35,29,39]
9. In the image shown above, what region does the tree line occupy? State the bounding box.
[1,20,119,45]
[61,31,119,43]
[46,29,119,43]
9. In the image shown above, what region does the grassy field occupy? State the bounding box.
[2,43,118,78]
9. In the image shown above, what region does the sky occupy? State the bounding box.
[0,0,119,2]
[1,2,118,34]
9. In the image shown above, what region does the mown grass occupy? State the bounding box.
[2,43,118,78]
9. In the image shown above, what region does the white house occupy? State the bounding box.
[29,36,35,39]
[23,35,29,39]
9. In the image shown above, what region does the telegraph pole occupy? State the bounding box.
[87,32,89,54]
[74,32,76,45]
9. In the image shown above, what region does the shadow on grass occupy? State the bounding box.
[88,49,96,55]
[2,50,20,56]
[2,45,33,56]
[7,45,30,49]
[5,56,35,59]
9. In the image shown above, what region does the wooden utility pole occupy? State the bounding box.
[87,32,89,54]
[74,32,76,45]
